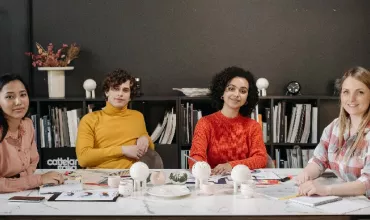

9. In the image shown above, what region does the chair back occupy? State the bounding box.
[139,148,164,169]
[266,154,275,168]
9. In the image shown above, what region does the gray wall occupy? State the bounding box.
[30,0,370,97]
[0,0,30,85]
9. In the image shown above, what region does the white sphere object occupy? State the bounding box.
[231,165,251,183]
[83,79,97,91]
[256,78,269,90]
[192,161,211,180]
[129,162,150,181]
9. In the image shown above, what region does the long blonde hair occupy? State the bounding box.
[336,67,370,157]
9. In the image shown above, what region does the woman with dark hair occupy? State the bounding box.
[189,66,267,175]
[76,69,155,169]
[296,66,370,197]
[0,74,64,193]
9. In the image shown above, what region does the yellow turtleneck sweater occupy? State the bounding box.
[76,102,154,169]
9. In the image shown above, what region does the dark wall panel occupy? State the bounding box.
[31,0,370,97]
[0,0,30,85]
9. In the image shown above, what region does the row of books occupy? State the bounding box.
[180,103,203,144]
[180,150,190,169]
[275,146,315,168]
[31,107,82,148]
[251,103,318,144]
[150,108,177,144]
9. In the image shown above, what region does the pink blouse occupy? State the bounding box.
[0,118,42,193]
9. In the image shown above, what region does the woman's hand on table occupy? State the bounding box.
[298,180,331,196]
[41,171,65,185]
[295,171,311,185]
[212,163,232,175]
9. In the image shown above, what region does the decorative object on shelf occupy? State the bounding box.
[285,81,302,96]
[173,88,210,97]
[135,77,142,97]
[256,78,269,96]
[169,171,188,185]
[38,66,74,98]
[129,162,150,191]
[26,42,80,98]
[83,79,97,98]
[230,165,252,193]
[333,78,341,96]
[191,161,211,189]
[150,171,166,185]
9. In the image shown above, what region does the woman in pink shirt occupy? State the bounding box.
[296,67,370,197]
[0,74,64,193]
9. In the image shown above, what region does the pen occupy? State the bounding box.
[184,154,197,163]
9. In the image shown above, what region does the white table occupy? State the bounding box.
[1,169,370,220]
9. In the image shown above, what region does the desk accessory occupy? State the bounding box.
[192,161,211,189]
[150,171,166,185]
[119,179,133,197]
[8,196,45,203]
[231,165,252,193]
[169,171,188,185]
[129,162,150,191]
[240,181,256,198]
[289,195,342,207]
[107,176,121,188]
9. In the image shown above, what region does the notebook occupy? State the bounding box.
[289,195,342,207]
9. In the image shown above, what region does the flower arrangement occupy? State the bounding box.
[25,42,80,67]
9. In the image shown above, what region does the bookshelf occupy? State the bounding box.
[29,95,339,169]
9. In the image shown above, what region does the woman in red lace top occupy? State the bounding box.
[0,74,64,193]
[189,67,268,175]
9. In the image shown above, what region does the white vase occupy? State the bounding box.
[38,66,74,98]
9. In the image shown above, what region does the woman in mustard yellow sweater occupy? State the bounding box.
[76,69,154,169]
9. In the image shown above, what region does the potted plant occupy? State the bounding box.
[25,42,80,98]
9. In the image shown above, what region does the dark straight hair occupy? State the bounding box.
[0,74,30,143]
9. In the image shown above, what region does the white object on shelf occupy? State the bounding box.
[83,79,97,98]
[173,88,210,97]
[38,66,74,98]
[256,78,269,96]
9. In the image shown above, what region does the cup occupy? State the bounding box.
[119,181,133,197]
[200,182,216,195]
[240,181,255,198]
[108,176,120,188]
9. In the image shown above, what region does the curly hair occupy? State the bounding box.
[210,66,259,117]
[102,68,137,99]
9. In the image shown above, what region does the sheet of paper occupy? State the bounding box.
[316,199,370,214]
[39,180,83,194]
[55,189,118,201]
[254,182,298,200]
[252,171,286,180]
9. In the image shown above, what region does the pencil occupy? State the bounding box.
[278,194,300,200]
